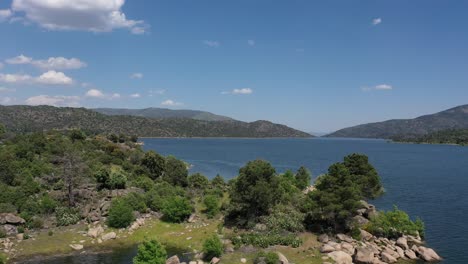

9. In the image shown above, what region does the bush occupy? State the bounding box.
[0,229,5,238]
[56,207,80,226]
[0,203,16,213]
[254,251,279,264]
[133,238,167,264]
[203,195,220,218]
[203,235,224,260]
[107,198,135,228]
[109,167,128,189]
[161,196,193,223]
[40,194,58,214]
[48,230,53,236]
[134,176,155,191]
[261,205,305,233]
[365,206,424,239]
[123,192,147,213]
[145,182,186,212]
[231,233,302,248]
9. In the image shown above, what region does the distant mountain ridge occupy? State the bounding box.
[94,107,234,122]
[0,105,311,138]
[326,104,468,139]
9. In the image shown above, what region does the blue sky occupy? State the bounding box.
[0,0,467,132]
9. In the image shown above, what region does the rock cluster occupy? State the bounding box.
[319,232,442,264]
[0,213,25,236]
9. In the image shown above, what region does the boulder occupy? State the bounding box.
[188,214,197,223]
[276,252,289,264]
[396,237,408,250]
[327,251,352,264]
[417,246,442,262]
[340,242,355,255]
[354,246,375,264]
[166,255,180,264]
[318,234,329,243]
[383,247,400,259]
[101,232,116,241]
[395,246,405,259]
[353,215,370,226]
[4,214,26,225]
[240,258,247,263]
[404,249,418,260]
[87,226,104,238]
[320,244,335,253]
[254,223,267,232]
[16,233,24,240]
[3,224,18,236]
[360,229,373,241]
[381,252,397,263]
[100,201,111,216]
[69,244,84,250]
[336,234,354,243]
[210,257,220,264]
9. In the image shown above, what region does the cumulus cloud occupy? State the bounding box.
[0,9,12,21]
[36,71,73,85]
[25,95,80,107]
[0,73,32,83]
[203,40,220,48]
[372,18,382,25]
[6,54,86,70]
[10,0,148,34]
[85,89,105,98]
[161,99,183,106]
[222,88,253,95]
[362,84,393,91]
[247,40,255,46]
[130,93,141,98]
[130,73,143,79]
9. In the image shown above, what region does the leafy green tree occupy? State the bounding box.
[227,160,279,226]
[123,192,147,213]
[188,173,209,191]
[211,174,225,189]
[141,151,166,180]
[343,153,383,199]
[145,181,186,211]
[108,167,127,189]
[203,194,220,218]
[133,238,167,264]
[203,235,224,260]
[163,156,188,187]
[69,129,86,142]
[295,166,311,190]
[107,198,135,228]
[161,196,193,223]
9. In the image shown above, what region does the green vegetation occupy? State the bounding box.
[254,251,279,264]
[107,198,135,228]
[232,233,302,248]
[133,238,167,264]
[55,207,80,226]
[202,235,224,260]
[393,128,468,146]
[161,196,193,223]
[203,195,221,218]
[365,206,425,239]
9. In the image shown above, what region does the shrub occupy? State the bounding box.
[254,251,279,264]
[56,207,80,226]
[40,194,58,214]
[0,229,6,238]
[123,192,147,213]
[145,182,186,212]
[48,230,54,236]
[107,198,135,228]
[203,235,224,260]
[134,176,155,191]
[365,206,424,239]
[261,205,305,233]
[109,168,128,189]
[163,156,188,187]
[133,238,167,264]
[203,195,220,218]
[188,173,209,191]
[161,196,193,223]
[17,226,25,234]
[0,203,16,213]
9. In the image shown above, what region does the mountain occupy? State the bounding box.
[93,107,234,122]
[0,105,311,138]
[326,104,468,138]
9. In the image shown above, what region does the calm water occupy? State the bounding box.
[22,138,468,263]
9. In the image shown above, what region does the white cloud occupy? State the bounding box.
[36,70,73,85]
[161,99,183,106]
[372,18,382,25]
[6,55,86,70]
[0,73,32,83]
[85,89,105,98]
[111,93,121,99]
[10,0,148,34]
[203,40,220,48]
[130,73,143,79]
[361,84,393,91]
[0,9,12,21]
[0,96,16,105]
[25,95,80,107]
[223,88,253,95]
[247,40,255,46]
[130,93,141,98]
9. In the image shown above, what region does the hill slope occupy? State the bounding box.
[0,105,311,138]
[93,107,234,121]
[327,104,468,138]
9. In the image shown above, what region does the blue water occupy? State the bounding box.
[142,137,468,264]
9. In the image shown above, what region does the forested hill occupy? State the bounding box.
[0,105,311,138]
[326,104,468,139]
[93,107,234,122]
[392,129,468,146]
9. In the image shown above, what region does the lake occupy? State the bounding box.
[23,138,468,263]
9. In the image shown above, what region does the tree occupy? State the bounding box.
[295,166,311,190]
[161,196,193,223]
[133,238,167,264]
[141,151,166,180]
[211,174,225,190]
[203,194,220,218]
[163,156,188,187]
[69,129,86,142]
[227,160,279,226]
[188,173,209,191]
[59,147,86,207]
[343,153,383,199]
[203,235,223,260]
[107,198,135,228]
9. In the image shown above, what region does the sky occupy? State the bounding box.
[0,0,468,132]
